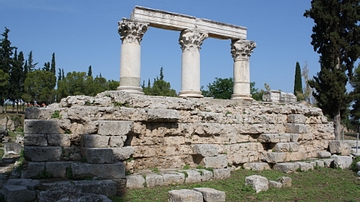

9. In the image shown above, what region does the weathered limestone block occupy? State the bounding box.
[24,134,47,146]
[126,175,145,189]
[62,146,81,161]
[285,151,306,162]
[318,151,331,158]
[82,135,109,148]
[286,123,308,134]
[183,170,202,184]
[24,119,62,134]
[274,142,299,152]
[113,147,134,161]
[258,134,290,143]
[164,136,185,145]
[204,155,227,169]
[287,114,307,124]
[24,146,62,162]
[245,175,269,193]
[260,152,286,163]
[147,108,180,122]
[213,168,231,180]
[192,144,218,157]
[98,120,133,136]
[47,134,71,146]
[23,162,45,178]
[289,133,300,142]
[193,187,226,202]
[168,189,203,202]
[2,185,36,202]
[109,136,127,147]
[329,140,351,155]
[197,169,213,182]
[45,162,73,178]
[278,176,292,188]
[321,159,334,167]
[225,143,263,164]
[25,107,56,119]
[145,173,163,187]
[162,172,185,186]
[315,160,325,168]
[269,180,282,188]
[243,162,271,171]
[71,162,125,179]
[296,162,313,171]
[84,148,114,164]
[331,155,353,169]
[273,162,300,173]
[3,143,22,157]
[299,133,314,141]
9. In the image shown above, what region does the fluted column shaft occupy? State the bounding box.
[178,29,208,98]
[230,40,256,99]
[117,19,148,94]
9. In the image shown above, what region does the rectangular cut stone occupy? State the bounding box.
[109,136,127,147]
[71,162,125,179]
[183,170,202,184]
[274,143,299,152]
[243,162,271,171]
[126,175,145,189]
[193,187,226,202]
[192,144,218,157]
[113,147,135,161]
[162,172,185,186]
[24,119,61,134]
[258,134,290,143]
[287,114,307,124]
[260,152,286,163]
[46,162,73,178]
[47,134,71,146]
[98,121,133,136]
[204,155,227,169]
[286,124,308,134]
[213,168,231,180]
[85,148,114,164]
[145,173,163,187]
[168,189,203,202]
[24,134,47,146]
[24,146,62,162]
[146,108,180,122]
[23,162,45,178]
[197,169,213,182]
[74,180,117,197]
[131,6,247,40]
[82,135,109,148]
[273,162,300,173]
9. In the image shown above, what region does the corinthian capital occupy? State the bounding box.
[118,19,148,44]
[179,29,208,51]
[231,40,256,61]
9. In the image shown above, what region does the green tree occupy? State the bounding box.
[87,65,92,77]
[250,82,264,101]
[26,51,37,72]
[0,27,14,74]
[304,0,360,139]
[294,62,303,99]
[50,52,56,75]
[9,49,24,109]
[143,67,177,97]
[22,70,56,104]
[107,79,119,90]
[57,71,88,99]
[350,64,360,126]
[0,69,9,105]
[202,77,233,99]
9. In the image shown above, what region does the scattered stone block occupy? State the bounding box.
[193,187,226,202]
[126,175,145,189]
[24,134,47,146]
[321,159,334,167]
[273,162,300,173]
[269,180,282,188]
[213,168,230,180]
[183,170,202,184]
[258,134,290,143]
[2,185,36,202]
[278,176,292,188]
[318,151,331,158]
[331,155,353,169]
[98,120,133,136]
[295,162,313,172]
[315,160,325,168]
[145,173,163,187]
[113,147,135,161]
[47,134,71,146]
[245,175,269,193]
[243,162,270,171]
[168,189,203,202]
[204,155,227,168]
[82,134,109,148]
[24,119,61,134]
[84,148,114,164]
[329,141,351,155]
[71,162,125,179]
[192,144,218,157]
[24,146,62,162]
[162,172,185,186]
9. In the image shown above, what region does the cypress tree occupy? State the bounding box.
[50,52,56,75]
[304,0,360,139]
[293,62,303,98]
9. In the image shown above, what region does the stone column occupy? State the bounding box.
[178,29,208,98]
[117,19,148,94]
[230,39,256,99]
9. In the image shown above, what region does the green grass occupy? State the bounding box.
[111,168,360,202]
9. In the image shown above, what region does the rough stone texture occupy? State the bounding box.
[245,175,269,193]
[24,119,62,134]
[258,134,290,143]
[274,142,299,152]
[269,180,282,188]
[321,159,334,167]
[197,169,213,182]
[183,170,202,184]
[329,141,351,155]
[24,134,47,146]
[162,172,185,186]
[113,147,135,160]
[193,187,226,202]
[145,173,164,187]
[4,179,40,190]
[192,144,218,157]
[318,151,331,158]
[286,124,308,134]
[45,162,73,178]
[98,120,133,136]
[278,176,292,188]
[213,168,231,180]
[261,152,286,163]
[331,155,353,169]
[273,162,300,173]
[2,185,36,202]
[126,175,146,189]
[82,135,110,148]
[243,162,271,171]
[22,162,45,178]
[147,108,180,122]
[204,155,227,168]
[47,134,71,146]
[168,189,203,202]
[295,162,313,172]
[84,148,114,164]
[71,162,125,179]
[24,146,62,162]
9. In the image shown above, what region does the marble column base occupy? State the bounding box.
[179,91,204,98]
[231,94,253,100]
[117,86,144,95]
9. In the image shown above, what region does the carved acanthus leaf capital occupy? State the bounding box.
[179,29,208,51]
[118,19,148,44]
[231,40,256,61]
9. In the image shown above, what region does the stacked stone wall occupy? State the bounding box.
[23,91,334,178]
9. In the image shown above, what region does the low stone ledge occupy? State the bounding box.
[329,141,351,156]
[243,162,271,171]
[260,152,286,163]
[24,146,62,162]
[147,108,180,122]
[162,172,185,186]
[183,170,202,184]
[295,162,313,172]
[24,119,61,134]
[273,162,300,173]
[126,175,145,189]
[45,161,73,178]
[82,135,110,148]
[98,120,133,136]
[168,189,203,202]
[204,155,227,168]
[197,169,213,182]
[145,173,163,187]
[213,168,231,180]
[84,148,114,164]
[71,162,125,180]
[22,162,45,179]
[24,134,47,146]
[193,187,226,202]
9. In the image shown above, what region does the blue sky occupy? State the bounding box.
[0,0,320,94]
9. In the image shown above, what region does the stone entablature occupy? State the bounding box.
[130,6,247,40]
[262,90,297,103]
[22,91,335,181]
[118,7,256,99]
